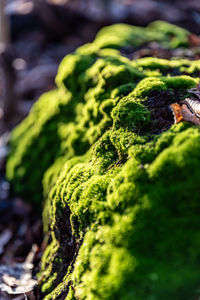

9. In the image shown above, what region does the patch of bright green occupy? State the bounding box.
[6,21,200,300]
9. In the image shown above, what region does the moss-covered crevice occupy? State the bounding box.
[6,21,200,299]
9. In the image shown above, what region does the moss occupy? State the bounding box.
[6,21,200,299]
[70,125,200,300]
[163,75,198,89]
[111,98,150,130]
[132,77,167,99]
[90,21,189,51]
[147,21,189,48]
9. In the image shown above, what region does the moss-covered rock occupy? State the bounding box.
[6,21,200,299]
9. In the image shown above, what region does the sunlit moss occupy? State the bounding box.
[6,21,200,299]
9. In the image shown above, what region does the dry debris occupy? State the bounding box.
[170,84,200,125]
[0,134,42,299]
[0,245,38,299]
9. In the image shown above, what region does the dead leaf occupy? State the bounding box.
[169,103,183,123]
[181,97,200,118]
[181,103,200,125]
[170,101,200,126]
[0,262,37,294]
[25,244,38,264]
[0,245,38,295]
[188,33,200,47]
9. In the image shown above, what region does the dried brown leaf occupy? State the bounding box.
[169,103,183,123]
[170,101,200,125]
[188,33,200,47]
[181,103,200,125]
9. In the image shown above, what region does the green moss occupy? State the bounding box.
[111,98,150,130]
[164,75,198,89]
[90,21,189,51]
[69,125,200,300]
[147,21,189,48]
[132,77,167,99]
[6,21,200,299]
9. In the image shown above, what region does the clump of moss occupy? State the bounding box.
[6,21,200,299]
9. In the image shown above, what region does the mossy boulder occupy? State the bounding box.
[6,21,200,299]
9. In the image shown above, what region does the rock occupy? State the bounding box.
[6,21,200,299]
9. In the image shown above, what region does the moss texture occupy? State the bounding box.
[6,21,200,299]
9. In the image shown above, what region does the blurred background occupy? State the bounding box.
[1,0,200,135]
